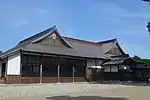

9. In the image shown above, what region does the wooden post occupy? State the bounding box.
[57,65,60,83]
[40,64,42,83]
[73,66,75,82]
[20,50,22,84]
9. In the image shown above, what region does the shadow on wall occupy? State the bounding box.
[46,96,130,100]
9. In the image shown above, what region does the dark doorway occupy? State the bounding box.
[1,63,6,77]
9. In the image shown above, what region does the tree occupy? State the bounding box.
[142,0,150,34]
[147,22,150,35]
[133,55,150,66]
[142,0,150,3]
[133,55,141,60]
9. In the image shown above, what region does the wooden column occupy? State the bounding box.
[20,50,22,84]
[57,65,60,83]
[95,59,97,67]
[40,54,43,83]
[110,65,111,72]
[73,66,75,82]
[117,64,120,80]
[40,64,43,83]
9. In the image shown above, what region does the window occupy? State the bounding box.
[104,66,111,72]
[74,60,86,77]
[22,55,40,77]
[42,57,58,77]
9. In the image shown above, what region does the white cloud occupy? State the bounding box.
[92,1,150,24]
[11,19,29,27]
[38,9,49,14]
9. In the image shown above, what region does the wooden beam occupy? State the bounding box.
[73,66,75,82]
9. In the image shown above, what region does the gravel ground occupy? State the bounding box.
[0,83,124,99]
[1,84,150,100]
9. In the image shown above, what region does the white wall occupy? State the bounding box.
[7,53,21,75]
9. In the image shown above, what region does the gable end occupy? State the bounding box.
[32,30,72,48]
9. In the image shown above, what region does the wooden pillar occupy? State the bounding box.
[40,54,43,83]
[110,65,111,80]
[117,64,119,80]
[95,59,97,67]
[20,50,22,84]
[5,57,8,84]
[57,65,60,83]
[40,64,43,83]
[57,56,60,83]
[73,66,75,82]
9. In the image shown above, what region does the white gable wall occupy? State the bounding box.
[7,53,21,75]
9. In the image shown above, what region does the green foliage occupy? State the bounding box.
[142,0,150,3]
[133,56,150,66]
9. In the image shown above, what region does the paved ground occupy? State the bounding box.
[0,83,150,100]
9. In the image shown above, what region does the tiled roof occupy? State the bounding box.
[0,26,124,59]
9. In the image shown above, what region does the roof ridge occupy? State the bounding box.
[63,36,118,45]
[97,38,117,44]
[17,25,56,46]
[63,36,98,44]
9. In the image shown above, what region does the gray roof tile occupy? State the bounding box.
[0,26,124,59]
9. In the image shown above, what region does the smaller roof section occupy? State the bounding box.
[97,38,126,56]
[97,38,117,44]
[102,57,137,65]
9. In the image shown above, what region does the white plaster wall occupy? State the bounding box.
[7,53,21,75]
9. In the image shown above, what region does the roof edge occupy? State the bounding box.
[18,25,56,46]
[97,38,117,44]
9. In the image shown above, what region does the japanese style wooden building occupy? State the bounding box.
[0,26,149,84]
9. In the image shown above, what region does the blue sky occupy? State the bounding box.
[0,0,150,58]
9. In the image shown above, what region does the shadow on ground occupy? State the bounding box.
[92,81,150,86]
[46,96,130,100]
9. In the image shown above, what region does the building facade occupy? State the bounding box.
[0,26,147,84]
